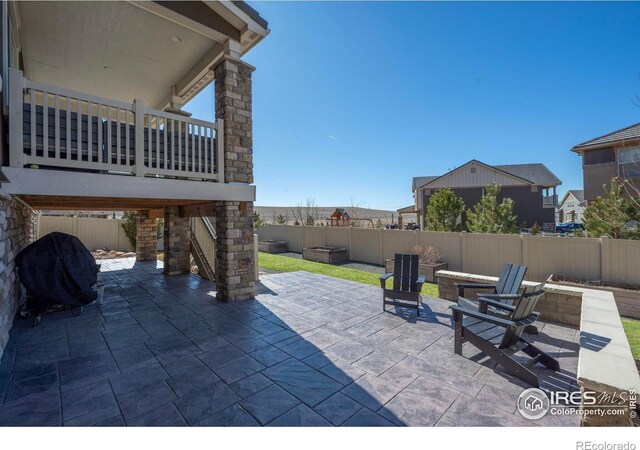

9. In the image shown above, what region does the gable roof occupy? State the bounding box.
[559,190,585,206]
[413,160,562,191]
[572,122,640,152]
[412,176,438,190]
[494,163,562,187]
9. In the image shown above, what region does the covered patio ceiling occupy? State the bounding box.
[13,1,269,110]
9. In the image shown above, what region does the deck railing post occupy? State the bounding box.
[134,98,146,177]
[8,68,24,168]
[216,118,224,182]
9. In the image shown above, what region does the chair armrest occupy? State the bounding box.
[455,282,497,298]
[479,293,521,300]
[379,273,393,289]
[478,297,517,314]
[449,304,514,328]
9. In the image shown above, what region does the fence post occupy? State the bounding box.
[460,232,468,272]
[8,68,24,168]
[601,236,611,282]
[324,225,328,246]
[379,229,384,265]
[348,227,353,260]
[302,225,306,250]
[133,99,146,177]
[521,234,530,280]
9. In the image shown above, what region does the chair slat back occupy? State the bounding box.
[392,254,419,293]
[496,264,527,296]
[494,263,512,293]
[511,283,544,321]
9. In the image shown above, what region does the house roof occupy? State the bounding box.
[397,205,417,214]
[559,190,585,206]
[412,176,438,190]
[572,122,640,152]
[494,163,562,187]
[413,160,561,191]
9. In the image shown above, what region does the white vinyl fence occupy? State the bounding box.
[38,216,134,252]
[257,225,640,285]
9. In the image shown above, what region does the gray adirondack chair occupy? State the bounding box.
[450,283,559,387]
[455,263,527,311]
[380,254,426,316]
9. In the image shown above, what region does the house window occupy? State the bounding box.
[470,167,476,174]
[584,148,615,165]
[619,147,640,179]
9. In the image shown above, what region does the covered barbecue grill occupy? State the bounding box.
[16,232,100,325]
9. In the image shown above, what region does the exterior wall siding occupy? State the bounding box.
[422,186,554,229]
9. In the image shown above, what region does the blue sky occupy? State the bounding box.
[185,1,640,210]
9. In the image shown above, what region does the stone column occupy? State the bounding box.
[163,206,191,275]
[214,44,254,184]
[211,41,256,301]
[135,212,157,261]
[214,201,255,302]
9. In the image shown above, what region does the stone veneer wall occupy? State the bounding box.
[0,194,37,359]
[214,201,255,302]
[437,271,582,327]
[163,206,191,275]
[136,212,158,261]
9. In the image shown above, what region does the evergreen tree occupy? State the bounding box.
[425,188,466,232]
[275,214,287,225]
[466,183,517,234]
[253,211,266,229]
[583,178,639,239]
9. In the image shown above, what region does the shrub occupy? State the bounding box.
[411,244,444,264]
[121,211,137,248]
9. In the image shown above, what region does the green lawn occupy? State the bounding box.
[258,251,439,297]
[622,318,640,360]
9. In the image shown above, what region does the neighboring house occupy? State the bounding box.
[556,190,585,224]
[571,122,640,203]
[412,160,562,230]
[0,1,269,355]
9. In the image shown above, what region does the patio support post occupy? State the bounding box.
[214,200,255,302]
[212,42,256,301]
[163,206,191,275]
[136,211,157,261]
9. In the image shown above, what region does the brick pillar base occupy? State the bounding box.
[163,206,191,275]
[136,212,157,261]
[215,201,255,302]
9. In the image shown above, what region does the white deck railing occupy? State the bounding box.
[7,68,224,181]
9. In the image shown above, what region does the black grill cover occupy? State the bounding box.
[16,232,99,308]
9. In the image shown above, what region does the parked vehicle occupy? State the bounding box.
[555,222,584,234]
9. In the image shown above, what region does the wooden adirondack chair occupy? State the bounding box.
[450,284,559,387]
[455,263,527,311]
[380,254,426,316]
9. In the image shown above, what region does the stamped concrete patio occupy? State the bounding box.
[0,258,580,426]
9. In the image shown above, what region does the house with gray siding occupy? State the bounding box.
[411,160,561,230]
[556,190,585,224]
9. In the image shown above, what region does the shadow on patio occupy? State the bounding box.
[0,258,580,426]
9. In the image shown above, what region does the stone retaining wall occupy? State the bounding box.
[0,194,36,359]
[436,270,582,327]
